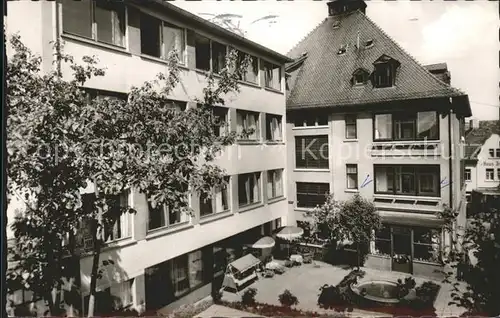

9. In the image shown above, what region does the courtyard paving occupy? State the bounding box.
[220,261,467,317]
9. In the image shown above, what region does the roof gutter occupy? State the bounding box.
[136,0,292,63]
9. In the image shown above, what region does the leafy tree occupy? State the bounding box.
[6,34,250,317]
[307,194,381,267]
[443,193,500,316]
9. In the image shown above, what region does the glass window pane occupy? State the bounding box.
[163,23,185,62]
[95,2,125,46]
[195,34,210,71]
[199,192,213,217]
[374,114,392,140]
[417,111,438,140]
[62,0,92,38]
[211,41,226,73]
[188,250,203,289]
[140,14,161,57]
[375,166,392,193]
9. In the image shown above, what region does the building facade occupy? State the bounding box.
[285,0,471,278]
[463,120,500,215]
[6,0,290,315]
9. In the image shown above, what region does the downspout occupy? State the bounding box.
[448,100,454,255]
[54,0,62,77]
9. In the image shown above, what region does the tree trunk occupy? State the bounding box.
[87,220,102,317]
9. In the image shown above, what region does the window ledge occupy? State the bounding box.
[101,237,136,252]
[61,33,132,56]
[265,140,285,145]
[199,210,233,225]
[293,168,330,172]
[238,79,261,89]
[368,254,391,259]
[264,87,284,95]
[238,202,264,213]
[345,189,359,193]
[374,194,441,202]
[372,140,441,145]
[343,139,358,142]
[294,207,315,213]
[268,196,286,205]
[145,222,193,240]
[139,54,187,68]
[292,125,329,130]
[237,140,262,145]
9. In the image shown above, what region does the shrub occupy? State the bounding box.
[395,276,417,299]
[279,289,299,307]
[241,288,257,306]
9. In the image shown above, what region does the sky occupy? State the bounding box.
[173,0,499,120]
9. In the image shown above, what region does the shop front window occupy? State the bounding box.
[413,227,441,263]
[373,226,391,257]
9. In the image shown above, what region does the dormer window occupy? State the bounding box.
[332,20,341,29]
[364,39,374,48]
[372,54,401,88]
[351,68,369,86]
[337,44,347,55]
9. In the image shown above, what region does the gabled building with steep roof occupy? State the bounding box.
[285,0,471,278]
[463,120,500,214]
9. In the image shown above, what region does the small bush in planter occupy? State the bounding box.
[241,288,258,306]
[279,289,299,307]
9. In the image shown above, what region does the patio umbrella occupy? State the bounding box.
[276,226,304,257]
[252,236,275,249]
[276,226,304,241]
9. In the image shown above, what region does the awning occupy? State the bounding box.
[379,211,444,227]
[228,254,261,273]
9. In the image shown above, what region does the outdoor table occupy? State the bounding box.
[290,254,303,264]
[265,261,280,270]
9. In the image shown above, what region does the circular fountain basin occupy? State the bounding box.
[351,280,400,304]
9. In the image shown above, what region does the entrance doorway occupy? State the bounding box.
[391,226,412,274]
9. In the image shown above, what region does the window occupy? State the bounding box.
[296,182,329,208]
[337,45,347,55]
[103,192,132,242]
[147,197,189,230]
[293,113,328,127]
[237,51,259,83]
[109,279,133,309]
[211,41,227,73]
[496,149,500,158]
[266,114,283,141]
[497,168,500,180]
[345,115,357,139]
[267,169,284,199]
[374,111,438,141]
[373,226,391,257]
[488,149,494,157]
[238,172,261,206]
[264,61,281,91]
[486,168,495,180]
[140,14,185,62]
[374,165,440,197]
[62,0,126,46]
[464,168,471,182]
[187,250,204,290]
[212,106,229,137]
[295,135,329,169]
[413,227,441,263]
[194,34,227,73]
[373,64,395,88]
[166,99,187,111]
[346,164,358,189]
[237,110,260,140]
[200,177,230,217]
[195,34,211,71]
[171,255,190,297]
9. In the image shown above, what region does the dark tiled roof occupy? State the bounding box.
[464,120,500,158]
[286,10,469,112]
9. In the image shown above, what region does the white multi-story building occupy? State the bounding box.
[6,0,291,315]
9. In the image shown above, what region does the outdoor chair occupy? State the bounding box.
[284,260,293,267]
[273,265,285,274]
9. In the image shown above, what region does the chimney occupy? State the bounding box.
[328,0,367,16]
[425,63,451,85]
